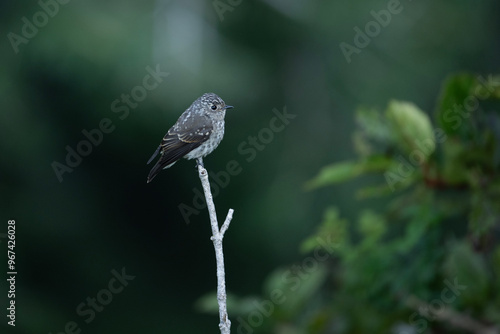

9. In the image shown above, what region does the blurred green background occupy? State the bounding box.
[1,0,499,333]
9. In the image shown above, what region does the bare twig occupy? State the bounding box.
[405,295,499,334]
[197,158,233,334]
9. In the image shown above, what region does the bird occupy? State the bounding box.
[147,93,233,183]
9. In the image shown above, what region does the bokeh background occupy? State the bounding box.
[1,0,499,333]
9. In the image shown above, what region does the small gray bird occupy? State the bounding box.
[147,93,233,183]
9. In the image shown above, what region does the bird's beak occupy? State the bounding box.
[225,105,234,110]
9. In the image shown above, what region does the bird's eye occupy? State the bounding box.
[211,105,217,110]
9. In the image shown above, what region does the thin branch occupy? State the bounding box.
[220,210,233,237]
[405,295,499,334]
[197,158,233,334]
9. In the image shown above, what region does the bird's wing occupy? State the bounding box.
[159,114,213,159]
[147,114,213,163]
[156,130,208,164]
[147,115,213,182]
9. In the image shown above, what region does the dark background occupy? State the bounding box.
[1,0,499,333]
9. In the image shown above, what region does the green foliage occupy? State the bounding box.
[436,73,480,137]
[436,73,500,138]
[308,99,441,195]
[442,242,490,306]
[386,100,436,156]
[301,207,349,253]
[222,73,500,333]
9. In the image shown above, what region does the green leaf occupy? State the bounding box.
[392,215,430,254]
[385,100,436,157]
[301,207,349,254]
[356,183,396,199]
[435,73,479,137]
[305,161,364,190]
[352,131,372,157]
[362,155,397,171]
[357,210,386,241]
[305,155,395,190]
[442,241,490,307]
[441,139,469,185]
[355,107,394,142]
[352,107,398,157]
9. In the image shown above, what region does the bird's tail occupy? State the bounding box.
[147,146,160,165]
[147,146,161,183]
[147,161,163,183]
[147,160,176,183]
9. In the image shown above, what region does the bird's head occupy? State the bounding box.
[201,93,233,113]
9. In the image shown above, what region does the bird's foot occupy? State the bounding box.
[196,158,204,169]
